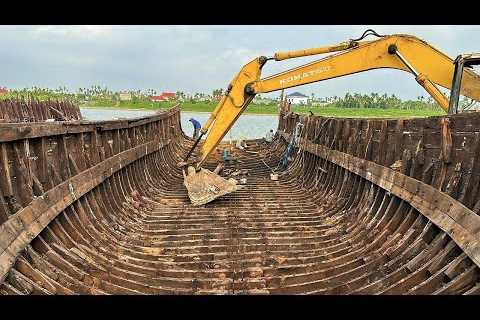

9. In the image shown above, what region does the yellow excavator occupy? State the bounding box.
[182,29,480,206]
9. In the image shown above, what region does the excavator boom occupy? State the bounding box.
[198,34,480,168]
[254,35,480,99]
[183,31,480,205]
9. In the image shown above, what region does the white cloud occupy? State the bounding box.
[32,25,114,39]
[219,48,263,65]
[0,25,479,99]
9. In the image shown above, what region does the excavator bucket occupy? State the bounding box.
[183,166,242,206]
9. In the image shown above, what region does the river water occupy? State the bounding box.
[80,108,278,140]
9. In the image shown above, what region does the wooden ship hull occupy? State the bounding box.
[0,104,479,295]
[0,99,81,123]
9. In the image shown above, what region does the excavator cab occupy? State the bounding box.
[449,54,480,114]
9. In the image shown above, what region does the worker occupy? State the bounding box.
[223,147,231,161]
[189,118,201,139]
[265,129,274,143]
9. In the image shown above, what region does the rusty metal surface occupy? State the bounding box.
[0,106,480,294]
[0,99,81,123]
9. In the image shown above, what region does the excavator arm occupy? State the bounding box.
[194,32,480,168]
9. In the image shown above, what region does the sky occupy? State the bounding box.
[1,25,479,100]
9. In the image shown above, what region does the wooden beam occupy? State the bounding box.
[280,131,480,268]
[0,138,170,283]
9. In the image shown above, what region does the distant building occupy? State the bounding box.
[150,92,176,102]
[119,92,132,101]
[0,87,9,95]
[286,92,309,105]
[161,92,176,100]
[151,92,176,102]
[150,96,163,102]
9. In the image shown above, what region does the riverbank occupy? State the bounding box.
[80,106,279,117]
[80,100,281,115]
[81,101,445,118]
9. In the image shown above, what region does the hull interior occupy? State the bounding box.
[0,107,479,295]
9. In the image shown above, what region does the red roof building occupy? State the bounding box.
[150,92,176,102]
[0,87,8,95]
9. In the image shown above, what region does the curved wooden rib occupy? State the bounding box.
[0,106,479,295]
[0,139,170,282]
[0,99,81,123]
[281,131,480,268]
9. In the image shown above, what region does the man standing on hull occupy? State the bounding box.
[189,118,202,139]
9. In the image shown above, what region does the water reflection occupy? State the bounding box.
[80,108,278,140]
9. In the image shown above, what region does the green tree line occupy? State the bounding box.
[318,93,439,110]
[1,86,462,111]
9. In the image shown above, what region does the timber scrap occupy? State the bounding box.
[0,98,81,123]
[0,104,480,294]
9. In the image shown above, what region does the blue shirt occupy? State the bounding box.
[190,118,201,130]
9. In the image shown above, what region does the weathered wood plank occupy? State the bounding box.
[280,131,480,268]
[0,138,170,283]
[0,143,13,196]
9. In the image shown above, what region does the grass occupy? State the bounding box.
[81,99,280,114]
[81,100,445,118]
[303,106,445,118]
[2,87,447,119]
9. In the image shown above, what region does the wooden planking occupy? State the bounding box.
[0,106,179,143]
[280,131,480,268]
[0,143,13,196]
[0,138,171,283]
[278,110,480,215]
[0,106,182,284]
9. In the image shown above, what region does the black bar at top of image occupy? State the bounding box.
[1,0,479,25]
